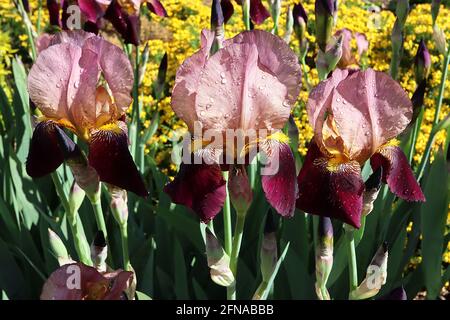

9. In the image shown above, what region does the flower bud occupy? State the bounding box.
[414,40,431,84]
[395,0,409,28]
[205,228,234,287]
[48,228,71,266]
[293,2,308,57]
[90,230,107,272]
[268,0,281,33]
[153,52,167,99]
[433,24,447,56]
[228,165,253,216]
[260,210,278,282]
[211,0,225,54]
[431,0,442,25]
[284,6,294,43]
[317,35,343,80]
[350,242,388,300]
[69,182,86,216]
[410,79,427,126]
[315,217,333,300]
[362,167,383,216]
[315,0,335,51]
[138,42,150,86]
[391,19,403,55]
[109,186,129,226]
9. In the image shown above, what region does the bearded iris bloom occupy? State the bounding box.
[296,68,425,228]
[27,30,147,197]
[164,29,302,222]
[40,262,132,300]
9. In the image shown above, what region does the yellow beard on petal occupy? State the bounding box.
[97,122,122,134]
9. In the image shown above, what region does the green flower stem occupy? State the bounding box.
[408,113,422,163]
[222,172,232,255]
[67,211,91,265]
[416,45,450,181]
[228,211,247,300]
[51,173,70,214]
[51,173,90,264]
[345,228,358,298]
[89,195,108,243]
[120,223,131,271]
[16,0,37,60]
[242,0,251,31]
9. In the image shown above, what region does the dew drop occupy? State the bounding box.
[282,100,290,108]
[200,111,206,116]
[364,131,370,136]
[336,97,341,103]
[56,83,61,88]
[74,81,79,89]
[221,78,227,84]
[220,72,225,78]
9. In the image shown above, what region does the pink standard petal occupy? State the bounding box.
[261,142,298,217]
[28,43,82,121]
[82,36,134,114]
[227,30,302,108]
[331,69,413,163]
[195,42,289,132]
[50,29,96,47]
[370,145,425,202]
[296,141,364,228]
[307,68,349,152]
[171,29,215,131]
[78,0,110,23]
[163,163,226,223]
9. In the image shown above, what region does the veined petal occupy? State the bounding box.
[171,29,215,131]
[331,69,412,163]
[261,142,298,217]
[296,141,364,228]
[163,163,226,223]
[82,36,134,114]
[370,145,425,202]
[26,121,65,178]
[28,43,82,122]
[88,122,148,197]
[226,30,302,110]
[196,42,289,132]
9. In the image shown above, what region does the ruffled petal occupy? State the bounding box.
[226,30,302,109]
[163,163,226,223]
[331,69,413,163]
[370,145,425,202]
[171,29,215,131]
[296,141,364,228]
[88,122,148,197]
[26,121,65,178]
[261,142,298,217]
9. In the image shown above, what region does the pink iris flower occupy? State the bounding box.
[296,68,425,228]
[334,28,369,68]
[40,262,132,300]
[27,30,147,197]
[164,30,302,222]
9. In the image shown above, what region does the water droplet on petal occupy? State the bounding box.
[221,78,227,84]
[220,72,225,78]
[365,131,370,136]
[336,97,341,103]
[56,83,61,88]
[74,81,79,89]
[282,100,290,108]
[200,111,206,116]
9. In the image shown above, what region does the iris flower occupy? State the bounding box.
[27,30,147,197]
[41,262,132,300]
[296,68,425,228]
[164,30,302,222]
